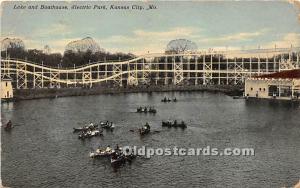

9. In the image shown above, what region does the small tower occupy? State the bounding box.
[1,75,13,100]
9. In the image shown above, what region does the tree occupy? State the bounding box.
[43,45,51,55]
[1,37,136,68]
[166,39,198,54]
[1,38,25,51]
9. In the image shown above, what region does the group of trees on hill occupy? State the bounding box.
[165,39,198,54]
[1,37,135,67]
[1,47,135,67]
[1,37,203,67]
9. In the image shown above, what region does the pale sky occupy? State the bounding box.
[1,1,300,55]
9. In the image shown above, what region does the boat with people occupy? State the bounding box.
[139,122,151,135]
[123,149,136,163]
[148,107,157,113]
[90,145,114,158]
[90,145,136,166]
[136,106,157,114]
[162,120,173,127]
[162,120,187,129]
[110,146,136,166]
[73,123,98,133]
[110,153,135,165]
[78,129,103,139]
[100,121,115,130]
[111,152,126,166]
[137,106,146,113]
[161,96,171,102]
[161,96,178,102]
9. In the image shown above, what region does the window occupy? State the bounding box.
[279,86,292,97]
[6,82,7,87]
[263,88,265,91]
[259,88,261,91]
[268,85,278,97]
[251,87,253,91]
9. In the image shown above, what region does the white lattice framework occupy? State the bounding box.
[173,56,184,85]
[34,73,43,88]
[235,58,244,85]
[49,71,60,88]
[1,60,11,79]
[203,54,212,85]
[112,64,122,86]
[1,47,299,89]
[82,72,91,87]
[16,63,27,89]
[142,57,153,84]
[127,62,138,86]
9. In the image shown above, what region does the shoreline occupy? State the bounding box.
[11,85,243,101]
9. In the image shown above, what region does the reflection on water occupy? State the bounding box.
[1,92,300,187]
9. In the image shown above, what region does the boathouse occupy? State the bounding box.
[0,76,13,99]
[245,69,300,100]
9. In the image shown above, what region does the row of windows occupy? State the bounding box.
[250,87,266,91]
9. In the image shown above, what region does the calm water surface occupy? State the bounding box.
[1,91,300,188]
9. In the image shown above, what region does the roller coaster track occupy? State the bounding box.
[1,47,299,89]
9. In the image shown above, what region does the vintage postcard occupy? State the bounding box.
[1,0,300,187]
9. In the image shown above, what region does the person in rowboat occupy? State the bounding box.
[115,144,121,152]
[5,120,12,129]
[106,145,111,152]
[145,122,150,130]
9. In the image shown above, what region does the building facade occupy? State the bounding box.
[245,70,300,100]
[1,78,14,99]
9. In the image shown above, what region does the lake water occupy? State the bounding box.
[1,91,300,188]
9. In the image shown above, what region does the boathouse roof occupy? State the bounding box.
[256,69,300,79]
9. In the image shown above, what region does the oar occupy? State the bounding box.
[2,124,22,127]
[136,155,151,160]
[13,124,23,126]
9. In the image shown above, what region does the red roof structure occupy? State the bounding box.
[256,69,300,79]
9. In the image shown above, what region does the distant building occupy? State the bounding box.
[0,77,13,99]
[245,69,300,100]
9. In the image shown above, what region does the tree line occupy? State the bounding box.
[1,47,135,68]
